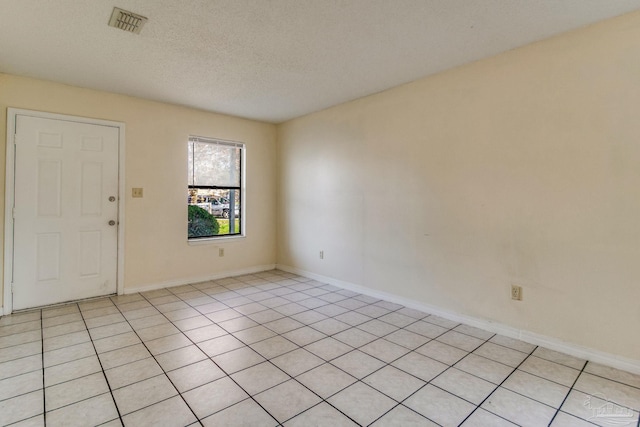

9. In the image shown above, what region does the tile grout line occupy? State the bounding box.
[370,324,510,422]
[230,273,486,425]
[8,276,344,426]
[159,283,344,425]
[173,317,294,423]
[77,304,125,427]
[134,290,286,425]
[17,270,635,426]
[288,281,469,426]
[108,297,204,426]
[181,277,448,425]
[462,351,592,417]
[212,282,366,426]
[34,292,512,425]
[177,275,480,425]
[25,278,448,424]
[167,275,365,425]
[456,342,540,426]
[513,357,585,389]
[231,277,614,426]
[197,278,437,358]
[0,336,42,355]
[546,359,588,427]
[365,329,499,426]
[577,369,640,392]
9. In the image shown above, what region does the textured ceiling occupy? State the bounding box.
[1,0,639,123]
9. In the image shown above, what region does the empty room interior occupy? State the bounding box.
[1,1,639,426]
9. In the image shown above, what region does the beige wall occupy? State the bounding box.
[0,74,277,307]
[277,12,640,360]
[3,11,639,361]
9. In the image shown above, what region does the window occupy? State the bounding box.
[187,136,243,239]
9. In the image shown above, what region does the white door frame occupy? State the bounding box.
[4,108,126,315]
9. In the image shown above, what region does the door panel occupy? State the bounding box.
[36,233,61,281]
[37,159,62,216]
[81,162,104,216]
[12,115,119,310]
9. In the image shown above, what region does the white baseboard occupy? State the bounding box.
[276,264,640,376]
[124,264,276,295]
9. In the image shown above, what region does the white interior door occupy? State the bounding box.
[11,114,119,310]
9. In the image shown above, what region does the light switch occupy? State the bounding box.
[132,188,143,198]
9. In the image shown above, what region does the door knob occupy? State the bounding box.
[108,220,116,226]
[109,196,116,202]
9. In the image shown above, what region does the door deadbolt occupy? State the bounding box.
[108,220,116,226]
[109,196,116,202]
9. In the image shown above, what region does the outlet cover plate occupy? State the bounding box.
[511,285,522,301]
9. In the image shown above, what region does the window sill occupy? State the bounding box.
[188,235,245,245]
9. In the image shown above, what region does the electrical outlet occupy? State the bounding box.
[319,250,324,260]
[132,187,143,198]
[219,248,224,257]
[511,285,522,301]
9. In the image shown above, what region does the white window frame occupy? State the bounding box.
[187,136,246,243]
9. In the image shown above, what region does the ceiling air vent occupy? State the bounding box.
[108,7,147,34]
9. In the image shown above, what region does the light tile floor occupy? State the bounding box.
[0,270,639,427]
